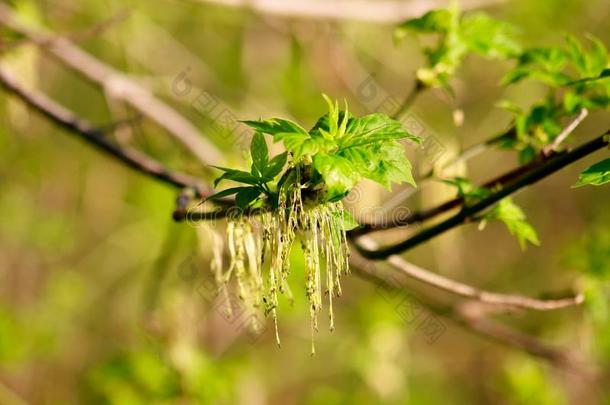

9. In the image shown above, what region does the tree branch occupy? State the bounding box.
[544,108,589,155]
[355,131,610,258]
[349,252,588,373]
[0,66,210,196]
[354,236,583,310]
[0,3,223,168]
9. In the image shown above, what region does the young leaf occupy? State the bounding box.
[341,113,423,148]
[235,187,263,209]
[205,186,253,201]
[484,198,540,250]
[263,152,288,180]
[211,166,260,187]
[275,132,334,160]
[443,177,491,201]
[313,153,361,200]
[364,142,416,189]
[395,8,453,36]
[460,13,521,59]
[396,5,520,89]
[339,141,416,190]
[250,132,269,176]
[573,158,610,187]
[242,118,309,137]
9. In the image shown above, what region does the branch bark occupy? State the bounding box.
[0,66,210,196]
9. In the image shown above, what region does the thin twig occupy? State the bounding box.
[0,3,223,167]
[355,131,610,258]
[423,127,516,180]
[0,66,210,195]
[0,8,132,52]
[544,108,589,155]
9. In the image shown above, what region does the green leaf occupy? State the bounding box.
[395,9,453,36]
[339,141,416,189]
[205,186,252,201]
[341,113,422,148]
[241,118,309,137]
[484,198,540,250]
[443,177,490,201]
[365,142,416,189]
[573,159,610,187]
[460,13,521,59]
[313,153,361,200]
[502,47,570,86]
[263,152,288,180]
[250,132,268,176]
[235,187,263,209]
[275,132,334,160]
[211,166,260,187]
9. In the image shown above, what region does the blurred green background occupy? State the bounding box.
[1,0,610,403]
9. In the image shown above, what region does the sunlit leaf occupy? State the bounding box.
[573,159,610,187]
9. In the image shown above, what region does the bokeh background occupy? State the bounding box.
[1,0,610,403]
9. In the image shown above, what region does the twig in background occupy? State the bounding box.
[544,108,589,155]
[354,236,584,310]
[0,67,210,196]
[0,3,223,168]
[350,252,589,374]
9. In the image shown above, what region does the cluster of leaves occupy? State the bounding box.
[394,1,521,89]
[396,4,610,176]
[444,177,540,249]
[207,95,422,209]
[498,35,610,163]
[206,133,288,209]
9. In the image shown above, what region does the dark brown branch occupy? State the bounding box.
[0,67,210,196]
[356,131,610,259]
